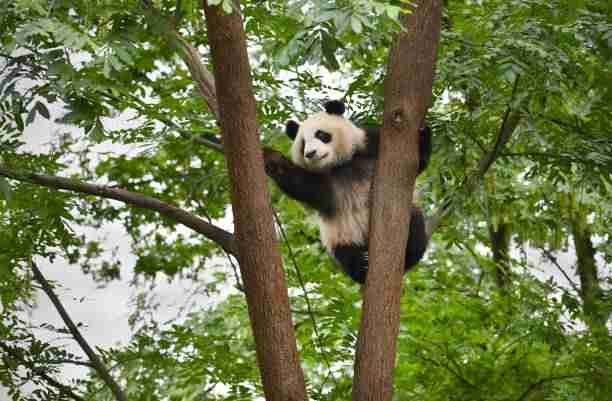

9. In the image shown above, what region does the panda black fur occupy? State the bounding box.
[264,100,431,284]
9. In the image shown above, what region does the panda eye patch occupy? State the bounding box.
[315,130,332,143]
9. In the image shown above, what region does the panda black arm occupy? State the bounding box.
[418,125,432,174]
[264,149,335,216]
[361,125,431,174]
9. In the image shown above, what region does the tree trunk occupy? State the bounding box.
[202,2,306,400]
[568,196,607,334]
[490,220,511,290]
[352,2,442,401]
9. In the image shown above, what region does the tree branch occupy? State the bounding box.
[169,30,220,120]
[30,262,128,401]
[139,0,219,120]
[426,77,522,239]
[541,249,581,293]
[0,165,237,255]
[514,374,583,401]
[0,341,87,401]
[45,359,94,368]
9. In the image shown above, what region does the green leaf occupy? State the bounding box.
[34,101,50,119]
[222,0,233,14]
[350,16,362,34]
[0,176,11,203]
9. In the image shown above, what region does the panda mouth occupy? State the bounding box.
[314,153,329,162]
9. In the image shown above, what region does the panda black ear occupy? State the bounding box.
[285,120,299,139]
[324,100,345,116]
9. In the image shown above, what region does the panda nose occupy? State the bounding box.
[305,150,316,159]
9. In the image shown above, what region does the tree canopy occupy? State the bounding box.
[1,0,611,400]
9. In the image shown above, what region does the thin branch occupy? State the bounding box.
[514,374,583,401]
[501,152,609,168]
[0,341,87,401]
[99,90,225,153]
[542,249,581,293]
[0,165,236,255]
[139,1,219,120]
[45,359,94,368]
[30,262,128,401]
[426,76,523,239]
[415,352,476,389]
[272,209,337,392]
[169,30,220,120]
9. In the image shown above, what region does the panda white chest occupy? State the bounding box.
[318,168,373,252]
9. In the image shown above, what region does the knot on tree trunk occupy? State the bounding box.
[391,108,406,129]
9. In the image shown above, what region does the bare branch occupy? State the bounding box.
[426,77,523,239]
[415,352,476,389]
[139,0,219,120]
[541,249,581,293]
[45,359,94,368]
[0,165,237,255]
[169,30,220,120]
[515,374,583,401]
[0,341,87,401]
[30,262,128,401]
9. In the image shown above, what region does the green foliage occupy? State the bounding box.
[1,0,610,400]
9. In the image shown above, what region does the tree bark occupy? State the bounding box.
[201,2,306,400]
[0,165,237,255]
[567,195,607,333]
[490,220,511,290]
[353,2,442,401]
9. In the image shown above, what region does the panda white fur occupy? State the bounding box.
[264,100,430,284]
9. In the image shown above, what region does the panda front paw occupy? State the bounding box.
[418,125,432,174]
[263,147,289,178]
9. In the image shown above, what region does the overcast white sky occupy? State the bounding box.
[0,101,237,400]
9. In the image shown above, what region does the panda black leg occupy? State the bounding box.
[333,244,369,284]
[405,207,428,269]
[418,125,432,174]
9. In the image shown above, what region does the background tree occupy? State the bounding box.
[1,0,610,401]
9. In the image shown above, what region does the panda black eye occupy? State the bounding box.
[315,130,332,143]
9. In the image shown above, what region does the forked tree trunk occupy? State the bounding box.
[353,2,442,401]
[202,2,306,400]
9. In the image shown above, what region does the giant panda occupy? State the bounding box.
[264,100,431,284]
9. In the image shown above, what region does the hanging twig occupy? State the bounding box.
[30,261,128,401]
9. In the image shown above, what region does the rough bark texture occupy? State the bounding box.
[352,2,442,401]
[202,2,306,401]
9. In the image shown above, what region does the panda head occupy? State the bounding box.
[285,100,366,171]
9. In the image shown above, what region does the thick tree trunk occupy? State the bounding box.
[352,2,442,401]
[202,2,306,400]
